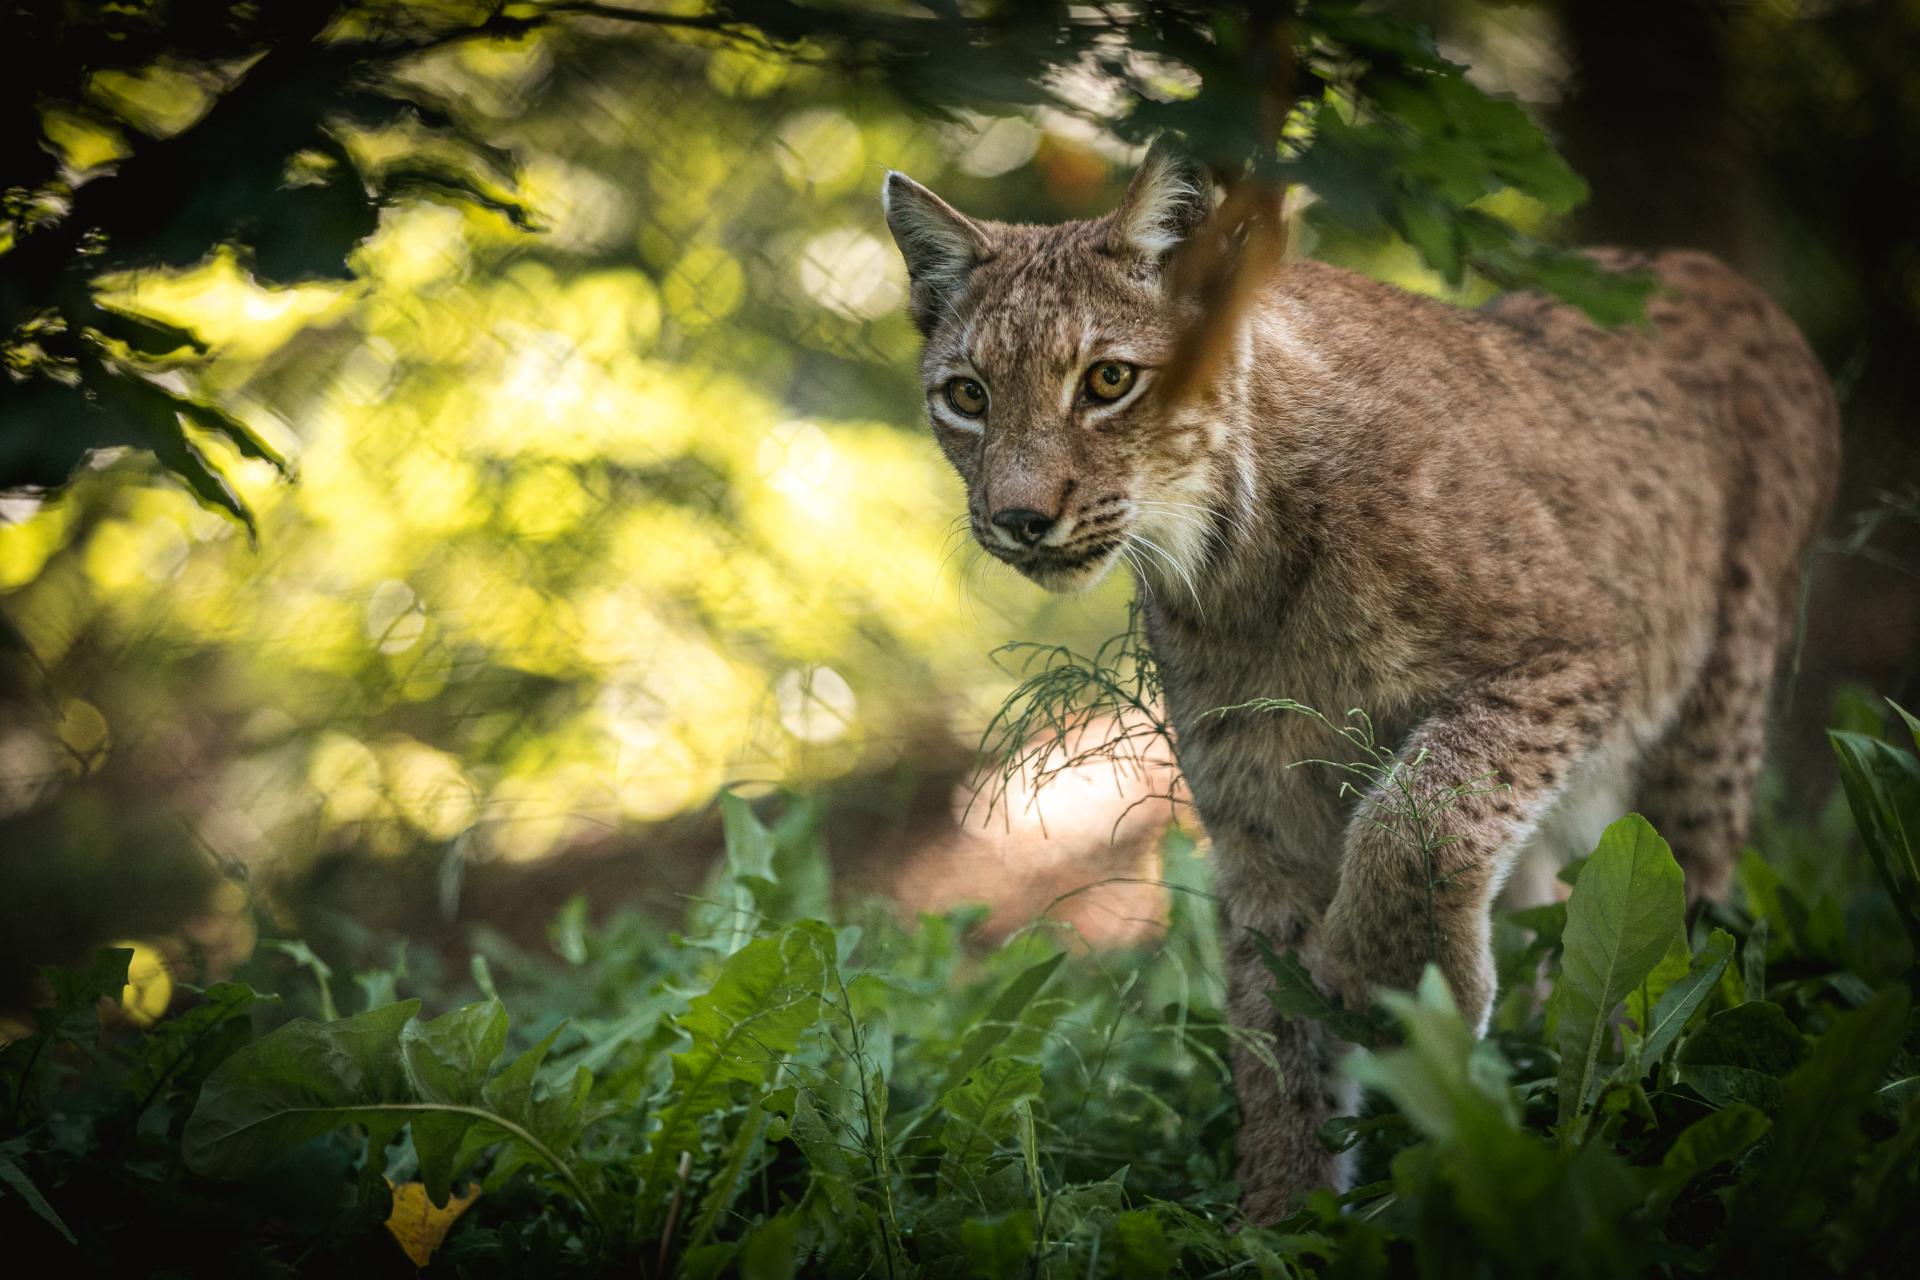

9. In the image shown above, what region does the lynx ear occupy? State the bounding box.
[882,172,991,336]
[1107,138,1214,264]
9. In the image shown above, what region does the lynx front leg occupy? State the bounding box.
[1320,653,1625,1031]
[1221,898,1353,1224]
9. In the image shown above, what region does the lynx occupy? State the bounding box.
[881,142,1840,1221]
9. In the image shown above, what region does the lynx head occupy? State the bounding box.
[882,141,1229,594]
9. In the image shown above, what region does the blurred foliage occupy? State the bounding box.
[0,1,1670,974]
[2,0,1649,523]
[1,791,1915,1275]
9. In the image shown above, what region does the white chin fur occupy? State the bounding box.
[1025,549,1122,596]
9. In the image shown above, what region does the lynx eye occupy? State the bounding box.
[1085,361,1137,402]
[944,378,988,417]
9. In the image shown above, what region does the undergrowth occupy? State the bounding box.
[2,710,1918,1276]
[973,601,1180,835]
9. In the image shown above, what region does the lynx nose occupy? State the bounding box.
[990,507,1055,548]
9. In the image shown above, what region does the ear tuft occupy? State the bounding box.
[882,171,990,336]
[1107,138,1214,263]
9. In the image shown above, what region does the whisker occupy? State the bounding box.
[1119,544,1156,605]
[1137,496,1256,542]
[1129,531,1203,612]
[1134,498,1255,544]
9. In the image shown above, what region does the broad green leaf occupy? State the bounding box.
[1643,1104,1769,1217]
[684,1099,770,1252]
[403,1002,511,1202]
[183,1000,420,1176]
[183,1000,600,1217]
[1552,815,1685,1127]
[640,922,831,1203]
[403,1001,508,1106]
[765,795,832,923]
[1676,1001,1806,1111]
[1348,969,1628,1266]
[1507,900,1567,952]
[786,1089,860,1216]
[480,1022,568,1122]
[716,791,777,953]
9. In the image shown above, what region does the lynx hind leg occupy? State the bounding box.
[1223,918,1354,1224]
[1636,587,1789,905]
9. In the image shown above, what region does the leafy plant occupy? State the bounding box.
[1829,699,1920,966]
[5,753,1918,1274]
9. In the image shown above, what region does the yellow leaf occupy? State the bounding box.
[383,1178,479,1269]
[111,939,173,1028]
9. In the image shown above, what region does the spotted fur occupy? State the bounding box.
[882,145,1840,1222]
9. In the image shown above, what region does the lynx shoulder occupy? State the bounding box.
[882,143,1840,1222]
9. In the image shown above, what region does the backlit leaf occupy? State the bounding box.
[1552,815,1686,1128]
[383,1177,478,1269]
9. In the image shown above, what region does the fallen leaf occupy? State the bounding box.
[384,1178,479,1269]
[110,939,173,1028]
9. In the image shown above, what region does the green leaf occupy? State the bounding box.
[1638,928,1736,1066]
[1346,968,1518,1145]
[1,948,133,1118]
[1624,932,1691,1052]
[1675,1001,1807,1111]
[938,1058,1044,1184]
[401,1001,508,1201]
[1257,936,1381,1047]
[182,1000,420,1176]
[260,938,338,1021]
[404,1001,508,1106]
[0,1151,76,1245]
[641,922,831,1203]
[1894,699,1920,753]
[1829,729,1920,957]
[932,951,1063,1100]
[183,999,601,1219]
[1834,1092,1920,1267]
[696,791,794,951]
[1644,1104,1770,1217]
[1728,989,1911,1248]
[684,1099,770,1252]
[740,1211,802,1280]
[959,1209,1036,1280]
[1551,815,1686,1128]
[1114,1209,1178,1279]
[1742,916,1770,1002]
[124,981,277,1113]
